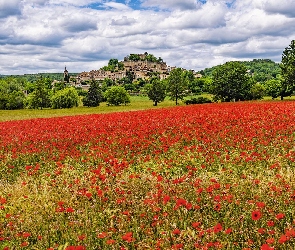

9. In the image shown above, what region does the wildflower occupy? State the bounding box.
[106,239,116,245]
[172,243,183,249]
[256,202,266,208]
[78,234,86,241]
[163,195,170,205]
[66,207,75,213]
[58,201,65,206]
[251,210,262,221]
[0,197,7,204]
[172,228,181,235]
[85,192,92,199]
[261,244,274,250]
[266,238,275,244]
[22,232,31,238]
[20,242,29,247]
[192,222,201,229]
[267,220,275,227]
[122,232,133,242]
[278,234,288,244]
[214,203,221,211]
[276,213,285,220]
[213,223,223,233]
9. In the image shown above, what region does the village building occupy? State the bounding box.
[73,53,202,86]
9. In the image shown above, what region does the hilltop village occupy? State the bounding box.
[70,52,201,87]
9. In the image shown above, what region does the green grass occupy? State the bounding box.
[0,96,178,122]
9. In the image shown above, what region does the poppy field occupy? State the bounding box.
[1,101,295,249]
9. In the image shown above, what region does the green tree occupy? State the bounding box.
[6,91,26,109]
[249,83,265,100]
[145,53,158,62]
[53,81,66,91]
[147,77,166,106]
[0,77,26,109]
[210,61,252,102]
[166,68,188,105]
[51,87,79,109]
[280,40,295,100]
[128,54,140,61]
[263,79,283,99]
[26,78,51,109]
[104,86,130,106]
[83,80,103,107]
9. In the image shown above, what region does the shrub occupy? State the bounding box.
[184,96,212,105]
[51,87,79,109]
[104,86,130,106]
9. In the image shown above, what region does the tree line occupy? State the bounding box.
[0,40,295,110]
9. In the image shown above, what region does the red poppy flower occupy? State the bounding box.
[267,220,275,227]
[278,234,289,244]
[276,213,285,220]
[163,195,170,205]
[106,239,116,245]
[213,223,223,233]
[214,203,221,211]
[192,222,201,229]
[122,232,133,242]
[260,244,274,250]
[172,228,181,235]
[22,232,31,238]
[252,210,262,220]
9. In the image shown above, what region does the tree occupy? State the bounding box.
[104,86,130,106]
[280,40,295,100]
[128,54,140,61]
[147,77,166,106]
[145,53,158,62]
[210,61,252,102]
[249,83,265,100]
[188,77,213,94]
[0,77,26,110]
[51,87,79,109]
[263,79,283,99]
[83,80,103,107]
[166,68,188,105]
[26,78,51,109]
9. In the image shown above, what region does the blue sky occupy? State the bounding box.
[0,0,295,75]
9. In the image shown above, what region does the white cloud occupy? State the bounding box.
[103,2,131,10]
[263,0,295,17]
[141,0,198,10]
[0,0,22,18]
[111,16,137,26]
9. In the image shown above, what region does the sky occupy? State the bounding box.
[0,0,294,75]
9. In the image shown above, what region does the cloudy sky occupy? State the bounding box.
[0,0,294,75]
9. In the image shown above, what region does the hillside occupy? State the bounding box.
[200,59,281,83]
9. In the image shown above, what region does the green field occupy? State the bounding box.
[0,96,178,122]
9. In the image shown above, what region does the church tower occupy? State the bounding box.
[64,66,70,83]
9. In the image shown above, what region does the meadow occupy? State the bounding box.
[0,96,176,122]
[1,100,295,249]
